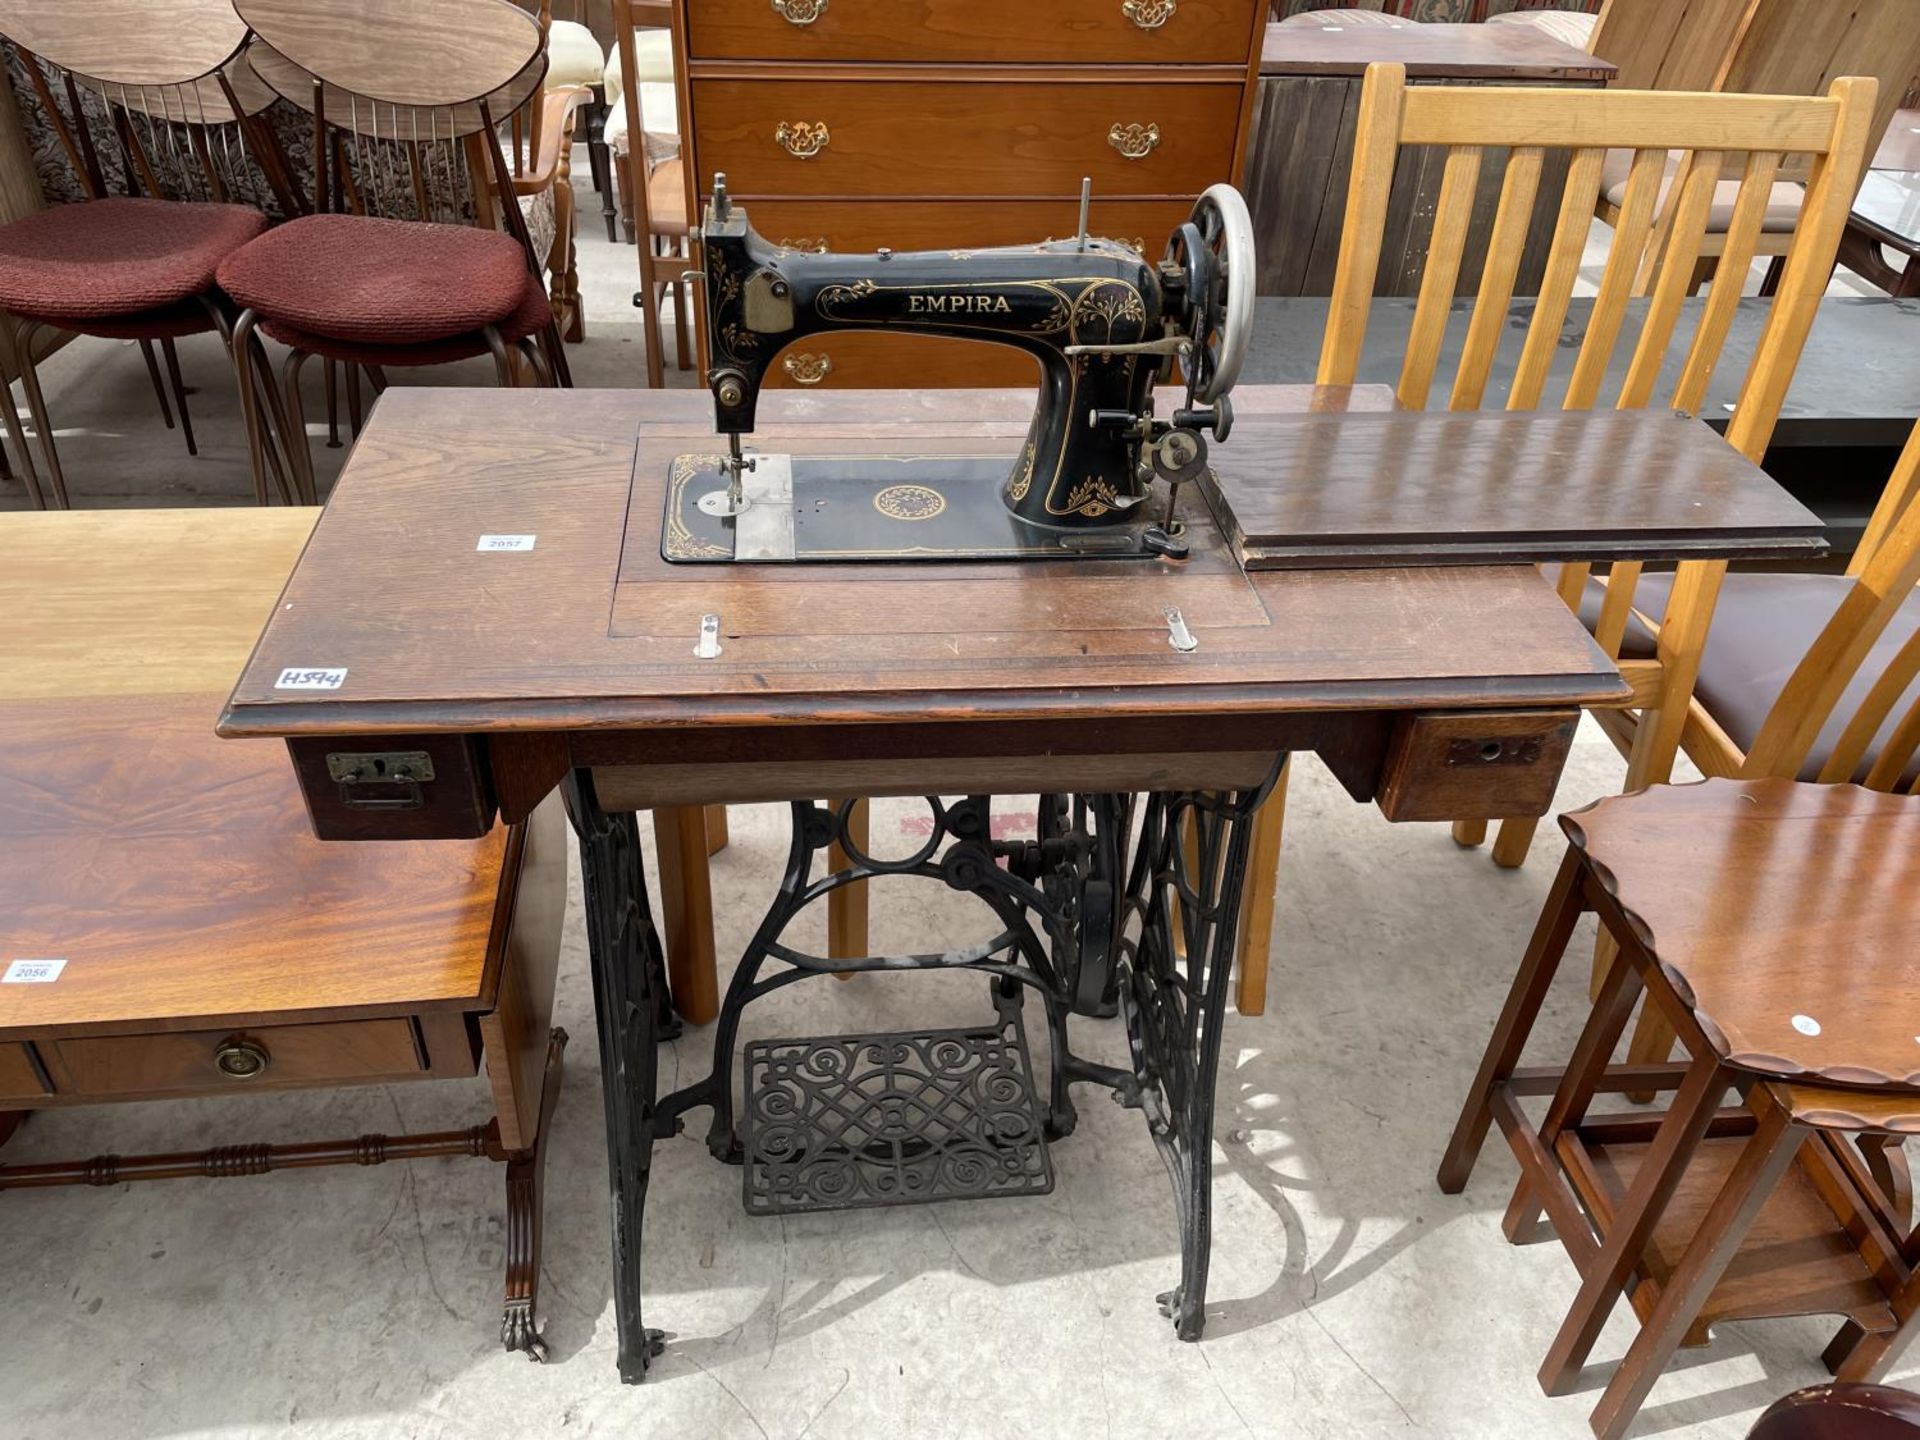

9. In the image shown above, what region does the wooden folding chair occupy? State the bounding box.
[1438,418,1920,1438]
[1226,63,1876,1016]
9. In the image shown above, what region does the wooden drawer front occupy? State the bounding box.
[766,332,1035,389]
[693,79,1242,197]
[49,1018,432,1099]
[0,1042,50,1102]
[735,198,1197,258]
[688,0,1260,65]
[1376,710,1578,823]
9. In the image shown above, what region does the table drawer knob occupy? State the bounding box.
[1122,0,1177,29]
[783,351,834,385]
[214,1036,271,1080]
[771,0,828,24]
[1108,122,1160,160]
[774,120,830,159]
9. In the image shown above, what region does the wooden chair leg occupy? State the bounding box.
[1585,1096,1803,1440]
[0,351,47,509]
[1538,1051,1731,1396]
[704,804,729,856]
[651,806,719,1025]
[1234,758,1290,1016]
[826,796,869,968]
[1451,818,1489,848]
[1437,846,1586,1193]
[1859,1133,1915,1231]
[1489,814,1538,869]
[10,325,71,508]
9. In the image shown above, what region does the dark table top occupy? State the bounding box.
[1260,19,1616,80]
[1241,296,1920,448]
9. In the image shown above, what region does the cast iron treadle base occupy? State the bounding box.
[740,989,1054,1216]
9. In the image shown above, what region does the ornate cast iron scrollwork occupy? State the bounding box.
[564,769,677,1383]
[1108,121,1161,159]
[1122,0,1177,29]
[772,0,828,23]
[774,119,831,158]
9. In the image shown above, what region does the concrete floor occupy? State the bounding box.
[1,165,1911,1439]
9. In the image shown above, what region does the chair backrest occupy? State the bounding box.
[611,0,674,241]
[237,0,546,255]
[0,0,289,211]
[1740,419,1920,790]
[1586,0,1755,92]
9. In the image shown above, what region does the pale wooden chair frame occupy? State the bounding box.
[1226,63,1877,1015]
[612,0,690,390]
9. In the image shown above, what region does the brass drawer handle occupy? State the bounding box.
[783,352,834,385]
[774,120,830,159]
[1108,122,1160,160]
[1122,0,1176,29]
[776,236,830,253]
[771,0,827,23]
[214,1036,271,1080]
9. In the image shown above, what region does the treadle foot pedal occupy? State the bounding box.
[740,1006,1054,1216]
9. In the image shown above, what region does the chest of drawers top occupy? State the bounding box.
[685,0,1262,66]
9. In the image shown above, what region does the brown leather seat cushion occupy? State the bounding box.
[1562,777,1920,1086]
[0,198,266,322]
[218,213,530,345]
[1599,570,1920,785]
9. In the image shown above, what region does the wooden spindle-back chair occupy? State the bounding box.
[0,0,286,507]
[221,0,576,504]
[1221,63,1878,1015]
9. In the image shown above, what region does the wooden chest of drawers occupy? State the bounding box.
[669,0,1265,388]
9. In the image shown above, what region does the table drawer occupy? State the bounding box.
[0,1042,50,1103]
[766,331,1035,389]
[692,78,1242,197]
[688,0,1260,65]
[1376,710,1579,823]
[733,197,1197,257]
[47,1018,436,1099]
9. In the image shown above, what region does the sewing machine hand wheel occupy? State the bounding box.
[1167,184,1254,406]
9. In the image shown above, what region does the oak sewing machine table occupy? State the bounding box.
[219,385,1824,1382]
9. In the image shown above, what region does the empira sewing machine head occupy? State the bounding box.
[661,175,1255,564]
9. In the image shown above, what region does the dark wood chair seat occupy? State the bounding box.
[1561,777,1920,1088]
[1749,1383,1920,1439]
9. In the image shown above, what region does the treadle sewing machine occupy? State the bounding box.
[667,175,1251,564]
[219,185,1823,1380]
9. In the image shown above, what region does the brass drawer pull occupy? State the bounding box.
[214,1036,270,1080]
[776,236,830,253]
[1122,0,1176,29]
[783,352,834,385]
[774,120,830,159]
[1108,122,1160,160]
[771,0,828,23]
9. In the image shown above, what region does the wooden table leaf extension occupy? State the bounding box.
[0,508,569,1361]
[218,385,1818,1382]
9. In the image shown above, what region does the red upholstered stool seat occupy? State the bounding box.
[258,270,552,368]
[218,213,532,346]
[0,197,266,325]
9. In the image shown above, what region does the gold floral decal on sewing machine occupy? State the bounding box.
[1008,442,1037,503]
[1062,477,1122,518]
[664,455,733,560]
[873,484,947,521]
[1107,122,1160,160]
[777,238,830,253]
[1121,0,1176,28]
[771,0,828,23]
[774,120,831,159]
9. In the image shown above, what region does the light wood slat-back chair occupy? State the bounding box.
[0,0,294,507]
[612,0,689,389]
[1438,421,1920,1439]
[222,0,575,504]
[1226,63,1876,1013]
